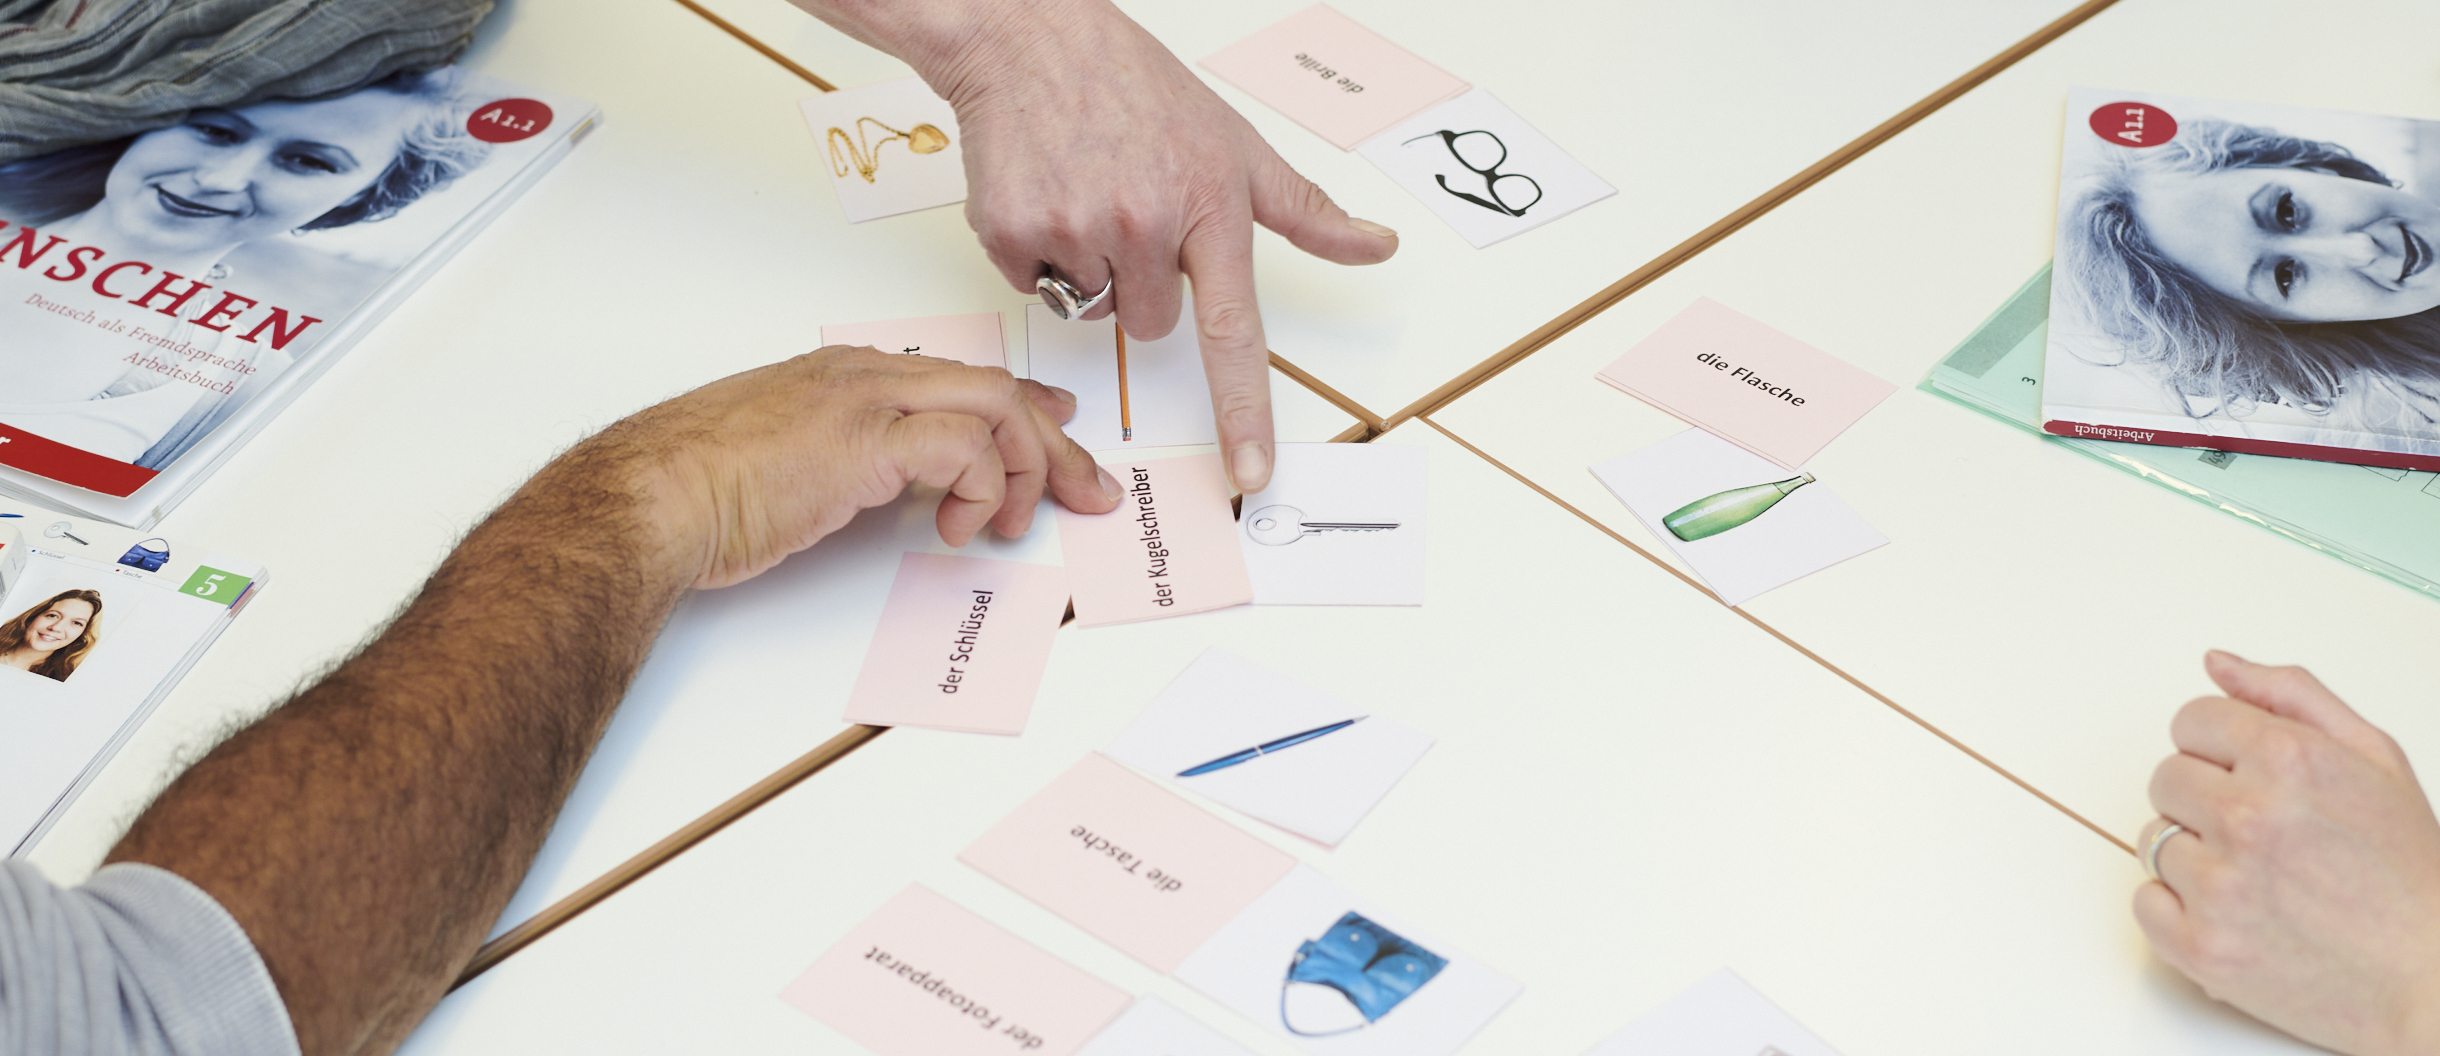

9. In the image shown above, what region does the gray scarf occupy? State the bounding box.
[0,0,494,164]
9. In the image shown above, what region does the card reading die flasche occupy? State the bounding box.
[1595,299,1896,471]
[822,312,1007,369]
[842,552,1068,735]
[799,78,967,223]
[1200,5,1468,151]
[780,884,1131,1056]
[1054,454,1252,627]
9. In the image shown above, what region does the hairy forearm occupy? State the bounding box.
[106,436,695,1056]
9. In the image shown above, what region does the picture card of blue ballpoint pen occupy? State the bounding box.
[1105,648,1432,846]
[1356,89,1614,248]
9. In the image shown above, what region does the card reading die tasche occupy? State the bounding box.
[0,70,598,528]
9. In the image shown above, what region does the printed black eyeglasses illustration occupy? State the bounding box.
[1402,129,1542,217]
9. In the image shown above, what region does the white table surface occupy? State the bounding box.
[1430,0,2440,844]
[395,424,2315,1056]
[19,0,1355,887]
[689,0,2097,421]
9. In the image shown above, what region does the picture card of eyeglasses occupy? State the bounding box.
[1357,89,1615,248]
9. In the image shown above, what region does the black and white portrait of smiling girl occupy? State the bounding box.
[0,68,493,468]
[2054,98,2440,442]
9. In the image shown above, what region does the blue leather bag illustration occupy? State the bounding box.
[118,538,170,572]
[1279,912,1447,1036]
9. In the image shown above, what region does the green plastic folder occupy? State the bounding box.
[1921,266,2440,602]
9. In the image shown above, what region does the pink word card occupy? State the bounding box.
[781,884,1131,1056]
[843,552,1068,735]
[960,753,1296,972]
[1054,454,1251,627]
[1201,5,1467,150]
[1595,299,1896,470]
[821,312,1007,369]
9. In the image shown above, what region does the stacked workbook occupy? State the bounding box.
[0,68,598,529]
[1922,88,2440,601]
[0,501,264,857]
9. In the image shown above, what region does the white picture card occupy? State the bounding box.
[1027,301,1219,451]
[1584,969,1844,1056]
[1075,997,1261,1056]
[1236,443,1426,606]
[1357,89,1614,248]
[1589,429,1885,607]
[1105,648,1432,847]
[1172,865,1520,1056]
[799,78,967,223]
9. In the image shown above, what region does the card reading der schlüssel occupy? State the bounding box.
[822,312,1007,369]
[1596,299,1896,470]
[780,884,1131,1056]
[960,753,1297,973]
[1200,5,1468,151]
[799,78,967,223]
[841,552,1068,735]
[1054,453,1252,626]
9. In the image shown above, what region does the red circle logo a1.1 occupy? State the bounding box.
[2091,101,2176,148]
[468,98,554,144]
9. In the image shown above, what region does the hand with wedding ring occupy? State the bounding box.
[787,0,1402,493]
[2137,651,2440,1056]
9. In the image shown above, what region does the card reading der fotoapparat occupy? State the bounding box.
[780,884,1130,1056]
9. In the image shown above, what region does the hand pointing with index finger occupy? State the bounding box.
[787,0,1401,492]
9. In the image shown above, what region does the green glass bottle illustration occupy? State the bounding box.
[1663,473,1815,541]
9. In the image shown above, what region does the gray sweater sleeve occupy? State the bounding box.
[0,860,299,1056]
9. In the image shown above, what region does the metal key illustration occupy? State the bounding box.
[1245,505,1400,546]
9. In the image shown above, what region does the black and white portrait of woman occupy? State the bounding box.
[0,67,493,469]
[2052,95,2440,451]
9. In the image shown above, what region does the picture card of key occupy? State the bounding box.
[1358,89,1613,248]
[800,78,967,223]
[1238,443,1426,606]
[1591,430,1884,607]
[1106,649,1433,847]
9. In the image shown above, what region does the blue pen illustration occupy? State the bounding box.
[1176,717,1365,777]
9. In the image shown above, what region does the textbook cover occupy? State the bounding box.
[2044,88,2440,471]
[0,68,598,528]
[0,500,266,857]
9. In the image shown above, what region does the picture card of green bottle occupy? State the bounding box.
[1590,430,1885,606]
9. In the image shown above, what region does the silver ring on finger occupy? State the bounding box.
[1036,272,1113,320]
[2143,822,2189,882]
